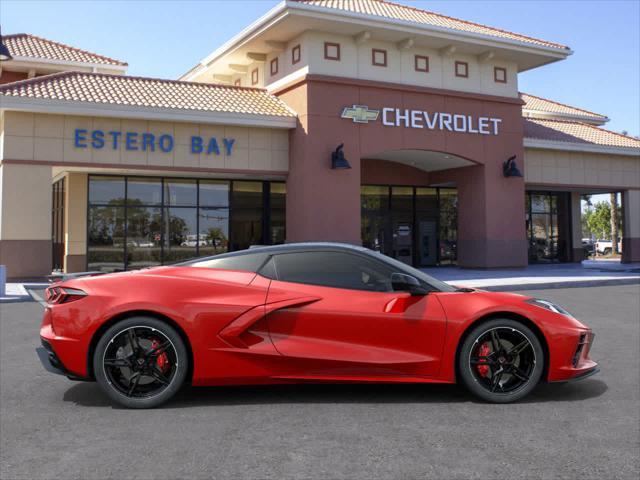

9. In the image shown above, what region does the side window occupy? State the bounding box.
[188,252,269,272]
[273,251,394,292]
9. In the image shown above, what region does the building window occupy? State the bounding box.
[324,42,340,61]
[414,55,429,73]
[494,66,507,83]
[270,58,279,76]
[292,44,301,65]
[372,48,387,67]
[87,176,286,273]
[455,61,468,78]
[251,68,259,85]
[361,185,458,267]
[51,177,66,272]
[234,78,241,87]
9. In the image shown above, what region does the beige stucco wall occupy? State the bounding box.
[624,189,640,238]
[65,172,87,258]
[1,111,289,172]
[524,148,640,189]
[0,162,52,240]
[199,30,519,98]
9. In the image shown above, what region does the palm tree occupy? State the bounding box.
[610,192,619,255]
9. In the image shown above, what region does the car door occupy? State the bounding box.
[263,250,447,379]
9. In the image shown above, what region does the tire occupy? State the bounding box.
[93,316,188,409]
[603,248,612,256]
[458,319,544,403]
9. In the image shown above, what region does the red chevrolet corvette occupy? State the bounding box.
[38,243,598,408]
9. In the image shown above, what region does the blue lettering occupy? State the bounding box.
[207,138,220,155]
[108,131,121,149]
[141,133,155,151]
[125,132,138,151]
[91,130,105,149]
[158,134,174,153]
[223,138,235,155]
[74,129,88,148]
[191,136,203,154]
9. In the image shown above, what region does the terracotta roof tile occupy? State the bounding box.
[3,33,127,67]
[524,118,640,149]
[0,71,296,118]
[293,0,568,50]
[520,93,608,121]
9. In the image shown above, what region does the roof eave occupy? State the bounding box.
[6,55,128,71]
[288,0,572,57]
[0,96,297,129]
[179,0,571,81]
[522,110,609,126]
[524,138,640,157]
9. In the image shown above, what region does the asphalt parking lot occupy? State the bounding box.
[1,284,639,479]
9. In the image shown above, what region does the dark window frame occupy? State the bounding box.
[324,42,341,61]
[87,174,285,272]
[414,55,429,73]
[455,61,469,78]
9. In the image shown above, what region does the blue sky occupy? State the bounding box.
[2,0,639,136]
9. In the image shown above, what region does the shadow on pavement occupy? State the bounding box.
[62,378,607,409]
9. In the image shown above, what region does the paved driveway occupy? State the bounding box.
[1,285,638,479]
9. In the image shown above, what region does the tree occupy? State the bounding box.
[610,193,619,254]
[584,201,612,240]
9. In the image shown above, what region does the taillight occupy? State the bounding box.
[45,286,87,304]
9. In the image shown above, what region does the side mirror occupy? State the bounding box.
[391,272,428,296]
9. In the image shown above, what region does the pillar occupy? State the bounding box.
[0,163,53,278]
[454,164,528,268]
[622,189,640,263]
[570,192,585,262]
[64,172,88,272]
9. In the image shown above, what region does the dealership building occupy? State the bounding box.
[1,0,639,279]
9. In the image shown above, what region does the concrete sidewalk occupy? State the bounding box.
[0,283,48,303]
[423,263,640,291]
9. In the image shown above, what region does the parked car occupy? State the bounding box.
[595,239,622,255]
[37,242,598,408]
[581,238,595,257]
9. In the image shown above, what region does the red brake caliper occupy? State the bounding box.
[151,339,170,373]
[477,342,491,377]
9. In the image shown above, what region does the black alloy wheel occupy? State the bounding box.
[94,317,188,408]
[458,319,544,403]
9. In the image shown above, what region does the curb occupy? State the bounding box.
[475,278,640,292]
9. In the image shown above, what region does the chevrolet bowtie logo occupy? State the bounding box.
[341,105,380,124]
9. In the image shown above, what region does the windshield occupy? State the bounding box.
[366,250,457,292]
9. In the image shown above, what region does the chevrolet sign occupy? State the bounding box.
[340,104,502,135]
[341,105,380,123]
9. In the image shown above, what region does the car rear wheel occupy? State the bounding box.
[458,319,544,403]
[93,317,188,409]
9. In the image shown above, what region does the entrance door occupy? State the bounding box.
[51,178,65,272]
[264,250,447,378]
[526,192,570,263]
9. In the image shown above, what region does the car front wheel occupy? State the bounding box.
[93,317,188,409]
[458,319,544,403]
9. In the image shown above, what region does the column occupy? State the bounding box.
[622,189,640,263]
[64,172,88,272]
[570,192,584,262]
[0,163,53,278]
[455,164,528,268]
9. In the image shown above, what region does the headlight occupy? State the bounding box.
[526,298,573,317]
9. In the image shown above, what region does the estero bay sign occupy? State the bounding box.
[74,129,236,155]
[341,105,503,135]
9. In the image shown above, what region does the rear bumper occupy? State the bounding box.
[36,339,86,381]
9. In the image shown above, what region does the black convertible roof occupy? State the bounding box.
[179,242,369,265]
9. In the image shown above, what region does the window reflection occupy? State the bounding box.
[87,176,284,272]
[88,206,125,272]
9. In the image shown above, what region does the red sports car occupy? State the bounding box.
[38,243,598,408]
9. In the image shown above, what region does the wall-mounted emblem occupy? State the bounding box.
[341,105,380,124]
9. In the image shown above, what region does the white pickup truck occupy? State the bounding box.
[595,239,622,255]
